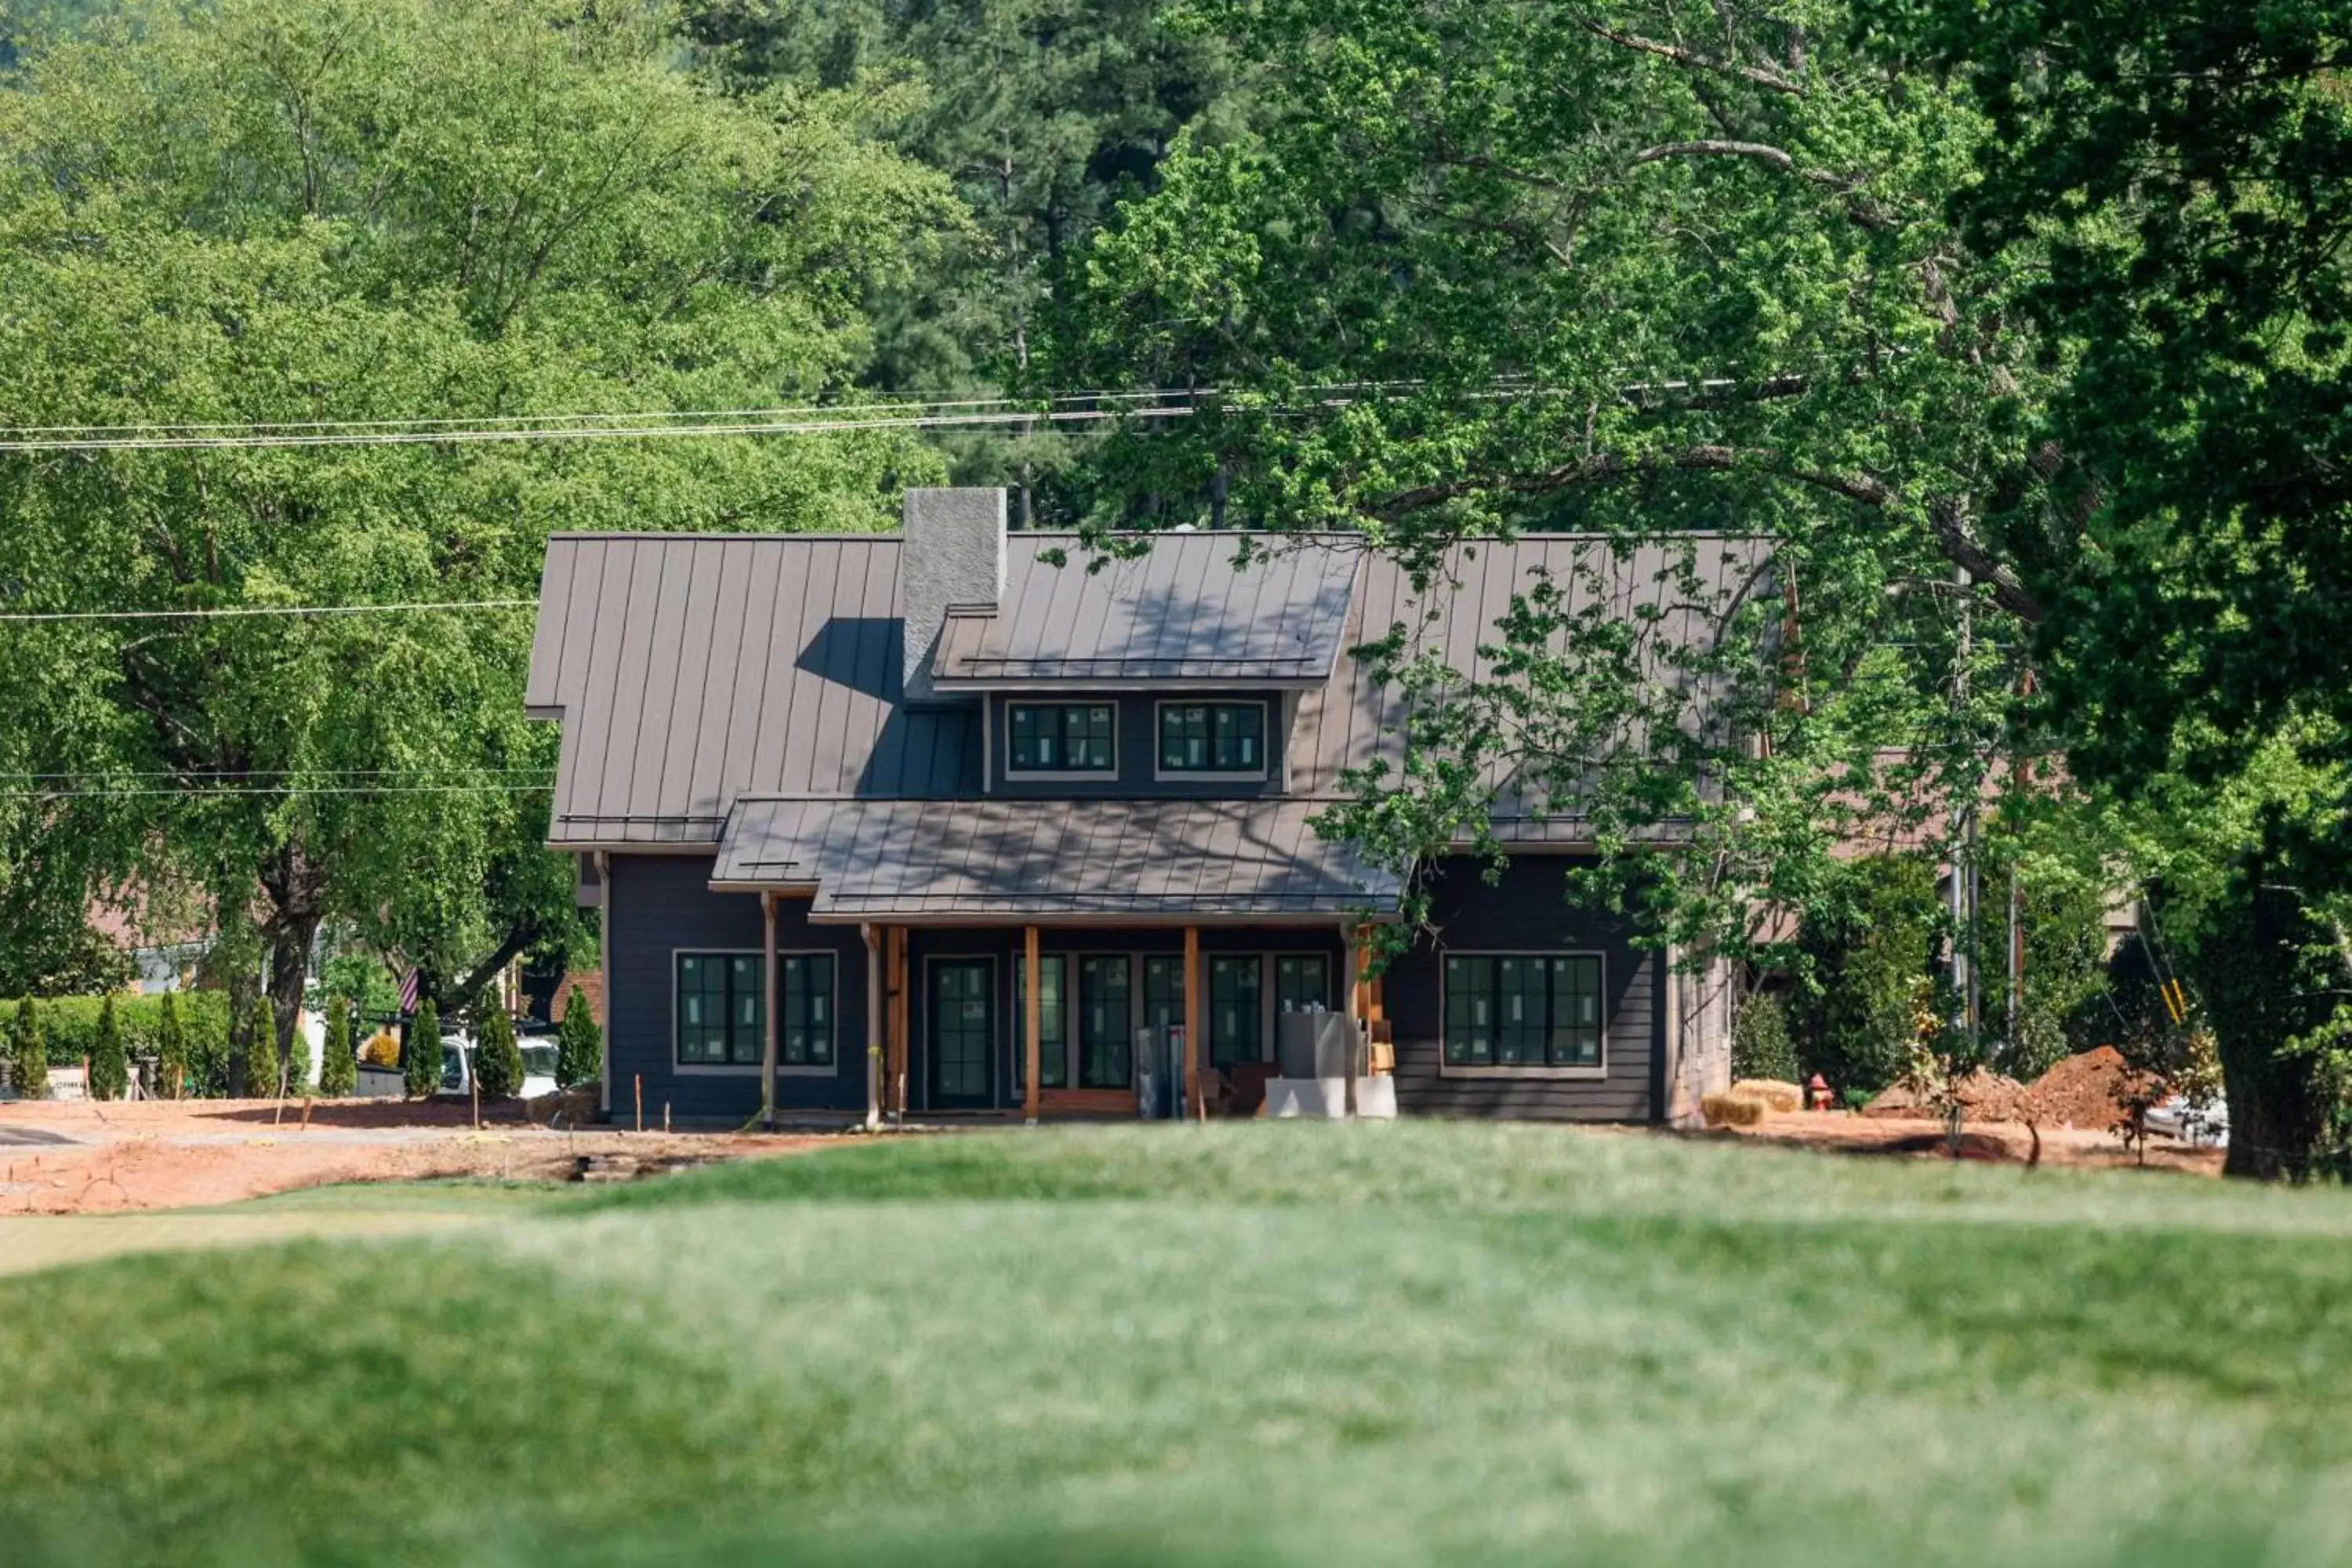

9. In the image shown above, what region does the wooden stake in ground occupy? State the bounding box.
[634,1073,643,1133]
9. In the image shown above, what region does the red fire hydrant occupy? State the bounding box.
[1807,1073,1835,1112]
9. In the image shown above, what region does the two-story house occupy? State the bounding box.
[523,488,1740,1126]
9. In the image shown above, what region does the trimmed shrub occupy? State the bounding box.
[88,993,129,1101]
[1790,855,1940,1098]
[246,994,281,1099]
[1731,993,1798,1083]
[319,996,358,1097]
[284,1009,314,1097]
[405,999,442,1100]
[1,991,232,1087]
[474,1003,523,1099]
[9,996,46,1098]
[556,986,601,1089]
[361,1029,400,1068]
[155,992,187,1098]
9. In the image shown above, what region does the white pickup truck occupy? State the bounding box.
[437,1033,561,1102]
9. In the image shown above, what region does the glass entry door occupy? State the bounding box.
[930,958,996,1109]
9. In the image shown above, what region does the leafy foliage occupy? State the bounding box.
[318,994,358,1098]
[1731,993,1799,1084]
[86,992,129,1101]
[0,0,958,1034]
[556,985,601,1091]
[405,999,441,1102]
[1790,856,1937,1096]
[245,993,281,1100]
[8,995,45,1098]
[154,989,186,1098]
[474,1001,523,1099]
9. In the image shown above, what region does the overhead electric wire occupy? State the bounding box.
[2,781,556,800]
[0,598,535,623]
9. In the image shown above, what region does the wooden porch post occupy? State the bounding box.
[760,893,779,1131]
[887,927,909,1120]
[1182,925,1202,1122]
[1023,926,1042,1124]
[863,924,883,1132]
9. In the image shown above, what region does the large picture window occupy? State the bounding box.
[1274,953,1330,1015]
[1007,702,1116,773]
[676,952,835,1068]
[1012,954,1069,1091]
[1443,953,1603,1070]
[1157,702,1266,775]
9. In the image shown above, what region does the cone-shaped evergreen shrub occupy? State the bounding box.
[11,996,47,1098]
[155,991,187,1098]
[474,1001,523,1098]
[557,987,601,1089]
[319,995,358,1097]
[405,999,442,1099]
[88,993,129,1101]
[284,1009,313,1096]
[246,994,281,1098]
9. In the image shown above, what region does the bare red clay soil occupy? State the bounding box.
[0,1097,835,1214]
[1718,1109,2224,1175]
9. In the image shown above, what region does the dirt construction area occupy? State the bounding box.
[0,1096,834,1218]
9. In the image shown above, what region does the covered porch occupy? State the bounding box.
[710,796,1404,1123]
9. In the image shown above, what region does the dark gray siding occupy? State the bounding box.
[989,691,1297,799]
[607,854,870,1120]
[1384,856,1660,1122]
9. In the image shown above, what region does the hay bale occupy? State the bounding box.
[1730,1079,1802,1114]
[1700,1092,1765,1128]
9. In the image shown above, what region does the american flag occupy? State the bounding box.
[397,967,420,1014]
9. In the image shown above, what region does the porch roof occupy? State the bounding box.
[712,796,1402,920]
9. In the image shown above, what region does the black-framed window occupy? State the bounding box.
[1007,702,1116,772]
[1079,956,1133,1087]
[1443,953,1603,1069]
[779,954,835,1066]
[677,952,835,1067]
[1143,956,1185,1040]
[1158,702,1266,774]
[1207,955,1262,1069]
[1274,954,1330,1016]
[677,953,763,1065]
[1012,954,1069,1090]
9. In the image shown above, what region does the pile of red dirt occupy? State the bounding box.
[1862,1068,2027,1122]
[2022,1045,2160,1130]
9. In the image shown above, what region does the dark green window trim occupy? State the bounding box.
[1157,701,1267,775]
[1007,702,1116,773]
[1442,953,1603,1071]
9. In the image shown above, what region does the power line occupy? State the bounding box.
[2,767,552,781]
[0,599,534,623]
[3,782,556,800]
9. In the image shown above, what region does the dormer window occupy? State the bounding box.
[1007,702,1116,774]
[1157,700,1267,778]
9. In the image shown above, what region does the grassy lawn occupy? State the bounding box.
[5,1123,2352,1566]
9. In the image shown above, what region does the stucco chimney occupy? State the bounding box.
[901,486,1006,699]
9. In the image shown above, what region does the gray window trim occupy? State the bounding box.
[669,946,840,1077]
[1436,948,1609,1080]
[1152,698,1271,782]
[1004,699,1120,780]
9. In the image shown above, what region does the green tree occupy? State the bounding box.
[85,991,129,1101]
[154,990,187,1098]
[1892,0,2352,1175]
[9,995,47,1099]
[556,986,602,1091]
[318,993,358,1098]
[283,1008,314,1098]
[405,999,443,1102]
[0,0,957,1042]
[688,0,1242,521]
[245,993,282,1100]
[1790,857,1939,1098]
[473,1000,524,1099]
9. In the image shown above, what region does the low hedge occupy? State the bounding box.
[6,992,234,1094]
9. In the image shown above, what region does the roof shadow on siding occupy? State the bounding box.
[797,615,902,702]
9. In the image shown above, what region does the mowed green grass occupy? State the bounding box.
[6,1124,2352,1567]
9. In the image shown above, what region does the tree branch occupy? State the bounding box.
[1581,21,1803,96]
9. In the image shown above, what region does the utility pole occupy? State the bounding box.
[1949,562,1977,1052]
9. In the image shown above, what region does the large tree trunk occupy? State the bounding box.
[258,838,328,1098]
[2185,880,2352,1181]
